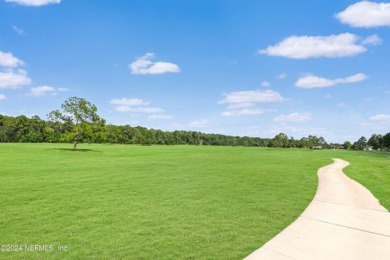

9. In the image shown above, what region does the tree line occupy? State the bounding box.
[0,114,270,146]
[1,113,388,150]
[0,97,389,151]
[348,135,390,151]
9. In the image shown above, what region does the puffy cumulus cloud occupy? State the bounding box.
[336,1,390,28]
[222,108,263,117]
[129,53,181,75]
[110,97,171,119]
[27,86,57,97]
[0,51,24,68]
[5,0,61,6]
[369,114,390,121]
[0,51,31,90]
[259,33,366,59]
[295,73,367,88]
[219,90,284,117]
[273,113,312,122]
[110,98,150,106]
[0,69,31,89]
[296,76,333,88]
[115,106,164,114]
[227,103,256,110]
[0,94,6,100]
[219,90,284,104]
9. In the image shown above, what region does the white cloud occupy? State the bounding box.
[273,113,312,122]
[336,1,390,28]
[277,73,287,79]
[259,33,366,59]
[147,114,173,120]
[219,90,284,104]
[295,76,333,88]
[295,73,367,88]
[129,53,181,75]
[219,90,284,117]
[188,119,210,128]
[110,98,150,106]
[12,26,24,35]
[336,73,368,83]
[27,86,57,97]
[0,69,31,89]
[58,87,69,92]
[361,118,390,133]
[111,96,172,119]
[115,106,164,114]
[5,0,61,6]
[0,51,24,68]
[222,108,263,117]
[0,94,6,100]
[369,114,390,121]
[362,34,382,46]
[261,81,271,87]
[227,103,256,110]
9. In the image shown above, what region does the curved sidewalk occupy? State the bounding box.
[246,159,390,260]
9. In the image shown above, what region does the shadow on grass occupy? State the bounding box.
[51,148,101,153]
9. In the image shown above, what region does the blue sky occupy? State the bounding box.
[0,0,389,143]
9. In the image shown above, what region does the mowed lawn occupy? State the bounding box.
[340,151,390,210]
[0,144,388,259]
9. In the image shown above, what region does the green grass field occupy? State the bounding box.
[0,144,388,259]
[339,150,390,210]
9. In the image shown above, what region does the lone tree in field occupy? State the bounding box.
[48,97,105,150]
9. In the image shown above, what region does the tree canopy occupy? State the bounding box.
[47,97,105,150]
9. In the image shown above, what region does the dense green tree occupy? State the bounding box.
[288,137,298,148]
[270,133,289,148]
[352,136,368,151]
[382,133,390,151]
[368,134,383,150]
[343,141,352,150]
[48,97,105,150]
[299,137,309,149]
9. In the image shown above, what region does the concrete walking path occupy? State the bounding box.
[245,159,390,260]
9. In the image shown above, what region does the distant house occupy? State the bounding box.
[312,145,323,150]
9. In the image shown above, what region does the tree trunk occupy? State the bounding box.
[73,136,78,151]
